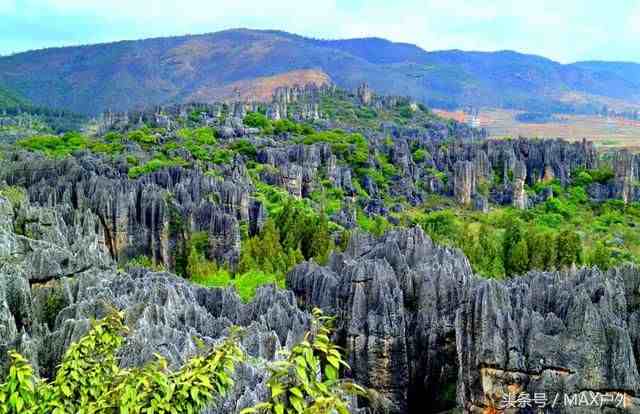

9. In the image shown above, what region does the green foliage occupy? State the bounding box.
[590,241,612,271]
[239,219,304,275]
[128,156,187,178]
[398,105,414,119]
[125,255,166,272]
[127,128,158,145]
[17,132,88,157]
[309,212,333,265]
[241,308,366,414]
[274,200,334,263]
[426,167,448,184]
[556,229,583,269]
[230,139,257,159]
[502,217,529,276]
[17,131,125,158]
[357,212,392,237]
[254,182,296,216]
[177,127,217,145]
[302,130,369,166]
[272,119,314,136]
[0,185,27,208]
[184,230,287,302]
[211,148,233,165]
[526,227,557,271]
[420,210,461,244]
[590,166,615,184]
[0,311,244,413]
[192,270,285,303]
[243,112,270,129]
[310,186,344,217]
[376,153,398,178]
[412,148,427,163]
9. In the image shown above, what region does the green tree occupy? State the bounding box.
[477,224,504,278]
[421,210,460,243]
[503,217,527,276]
[556,229,582,269]
[590,241,611,271]
[509,238,530,276]
[310,212,334,265]
[488,256,506,279]
[526,227,557,272]
[243,112,271,129]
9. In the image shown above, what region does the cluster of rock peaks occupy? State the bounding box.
[2,190,640,413]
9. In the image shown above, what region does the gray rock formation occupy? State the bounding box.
[0,152,258,269]
[0,194,312,414]
[289,226,640,413]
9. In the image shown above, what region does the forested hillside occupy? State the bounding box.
[0,29,639,114]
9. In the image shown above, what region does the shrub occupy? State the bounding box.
[0,311,244,413]
[128,156,187,178]
[211,148,233,165]
[412,148,427,163]
[243,112,270,129]
[177,127,217,145]
[241,309,366,414]
[191,269,284,302]
[17,132,90,157]
[230,139,257,159]
[0,185,27,208]
[127,128,158,145]
[590,166,615,184]
[420,210,461,243]
[125,255,166,272]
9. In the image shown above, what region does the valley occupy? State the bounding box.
[435,108,640,150]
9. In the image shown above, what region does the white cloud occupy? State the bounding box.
[630,7,640,34]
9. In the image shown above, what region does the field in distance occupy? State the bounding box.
[434,108,640,151]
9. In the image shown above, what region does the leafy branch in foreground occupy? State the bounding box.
[242,308,366,414]
[0,310,244,414]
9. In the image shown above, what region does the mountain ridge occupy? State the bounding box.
[1,28,639,115]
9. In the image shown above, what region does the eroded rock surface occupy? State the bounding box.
[0,194,311,413]
[289,226,640,413]
[3,191,640,413]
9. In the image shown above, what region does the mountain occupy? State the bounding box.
[0,85,24,108]
[0,28,639,115]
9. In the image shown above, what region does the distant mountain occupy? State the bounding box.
[0,28,638,115]
[0,85,24,109]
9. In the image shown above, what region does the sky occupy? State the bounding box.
[1,0,639,63]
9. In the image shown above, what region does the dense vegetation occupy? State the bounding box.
[404,168,637,278]
[0,309,361,414]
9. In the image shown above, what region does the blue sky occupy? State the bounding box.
[1,0,639,63]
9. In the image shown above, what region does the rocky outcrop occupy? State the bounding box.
[511,160,527,209]
[289,226,640,413]
[5,190,640,413]
[0,152,258,269]
[454,161,475,205]
[0,194,312,414]
[288,227,474,413]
